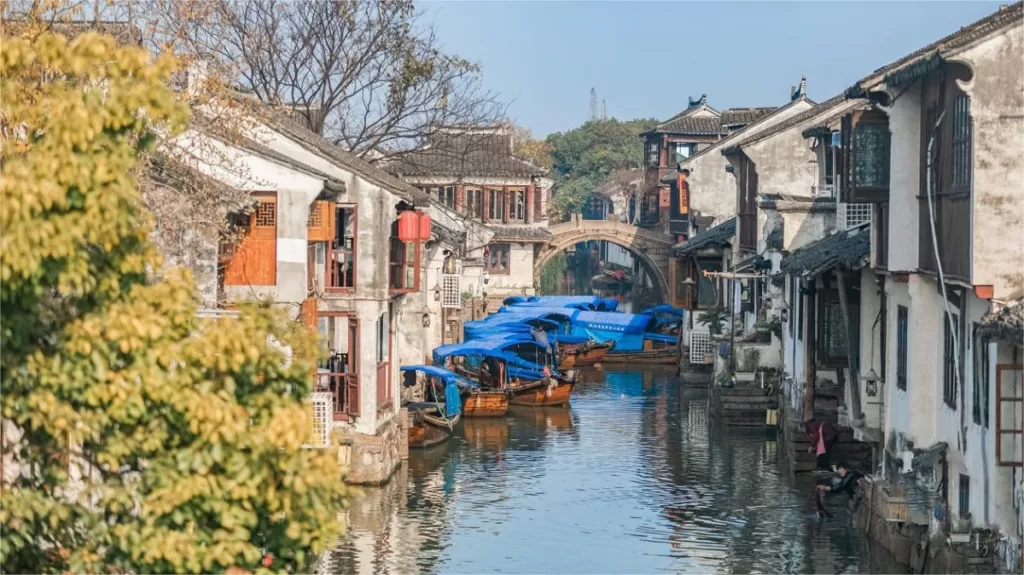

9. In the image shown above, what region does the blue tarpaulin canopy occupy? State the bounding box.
[400,365,465,417]
[641,304,684,317]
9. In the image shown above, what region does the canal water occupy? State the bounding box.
[323,368,896,574]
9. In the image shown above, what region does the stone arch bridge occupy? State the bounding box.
[534,217,677,302]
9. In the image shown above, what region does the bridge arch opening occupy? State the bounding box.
[535,239,670,305]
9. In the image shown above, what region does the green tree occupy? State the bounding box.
[0,27,344,574]
[546,118,657,220]
[538,253,568,295]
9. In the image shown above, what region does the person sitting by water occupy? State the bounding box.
[805,418,838,471]
[813,461,865,518]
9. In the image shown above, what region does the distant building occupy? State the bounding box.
[640,96,777,233]
[388,126,551,309]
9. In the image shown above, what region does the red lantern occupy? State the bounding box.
[397,210,419,243]
[417,211,432,241]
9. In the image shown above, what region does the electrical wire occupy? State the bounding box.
[925,110,965,453]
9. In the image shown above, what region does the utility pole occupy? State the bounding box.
[602,99,607,120]
[589,88,598,122]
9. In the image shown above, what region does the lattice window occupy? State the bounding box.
[690,327,714,365]
[255,199,276,228]
[441,274,460,309]
[307,204,323,228]
[310,391,333,447]
[839,202,872,229]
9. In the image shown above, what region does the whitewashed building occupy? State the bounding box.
[172,107,469,484]
[387,127,551,311]
[836,2,1023,563]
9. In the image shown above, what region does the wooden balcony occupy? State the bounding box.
[315,372,359,420]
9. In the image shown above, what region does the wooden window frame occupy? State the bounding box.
[508,188,527,222]
[465,187,484,220]
[817,283,858,368]
[388,218,421,294]
[314,312,360,421]
[485,243,511,275]
[973,324,990,427]
[896,305,908,390]
[487,188,505,222]
[223,191,277,287]
[840,109,891,203]
[996,364,1023,467]
[736,154,758,251]
[943,313,959,409]
[918,65,972,281]
[874,203,889,270]
[326,204,358,291]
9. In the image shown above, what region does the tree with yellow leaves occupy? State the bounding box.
[0,26,345,575]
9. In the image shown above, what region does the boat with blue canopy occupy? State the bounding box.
[640,304,686,335]
[401,363,507,419]
[399,365,463,448]
[463,310,614,367]
[503,295,619,311]
[551,310,680,364]
[433,338,577,407]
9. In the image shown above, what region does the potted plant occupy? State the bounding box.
[697,307,729,336]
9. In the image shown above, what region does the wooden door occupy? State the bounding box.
[224,192,277,286]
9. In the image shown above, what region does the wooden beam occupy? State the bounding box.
[835,269,865,426]
[802,280,815,420]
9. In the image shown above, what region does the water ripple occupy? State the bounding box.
[327,368,878,574]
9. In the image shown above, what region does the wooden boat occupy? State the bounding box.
[434,339,576,408]
[557,340,614,368]
[461,388,509,417]
[406,404,459,448]
[604,336,679,364]
[509,377,575,407]
[400,365,464,448]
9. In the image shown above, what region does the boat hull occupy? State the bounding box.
[461,390,509,417]
[604,347,678,364]
[558,341,613,368]
[510,380,575,407]
[408,421,450,449]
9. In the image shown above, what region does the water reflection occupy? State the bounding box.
[325,369,890,574]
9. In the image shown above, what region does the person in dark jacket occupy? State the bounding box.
[814,461,865,517]
[805,418,839,471]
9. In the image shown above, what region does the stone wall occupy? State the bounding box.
[854,477,1003,574]
[337,416,403,485]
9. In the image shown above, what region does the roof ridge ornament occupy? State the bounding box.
[688,94,708,108]
[791,76,808,101]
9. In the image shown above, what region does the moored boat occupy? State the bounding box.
[557,339,615,367]
[433,337,578,408]
[400,365,463,448]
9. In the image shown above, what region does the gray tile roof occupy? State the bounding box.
[977,299,1024,346]
[721,107,778,127]
[258,110,429,205]
[674,217,736,256]
[488,225,552,243]
[722,95,855,151]
[846,2,1023,96]
[388,132,546,179]
[801,100,873,138]
[780,224,870,277]
[646,106,777,136]
[660,97,815,183]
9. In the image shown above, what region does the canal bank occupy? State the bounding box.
[322,368,894,574]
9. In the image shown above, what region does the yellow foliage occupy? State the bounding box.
[1,23,345,575]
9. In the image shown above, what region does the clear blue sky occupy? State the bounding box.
[421,1,1003,137]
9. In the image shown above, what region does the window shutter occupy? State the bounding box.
[845,110,891,203]
[307,201,335,242]
[224,193,277,286]
[840,113,853,203]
